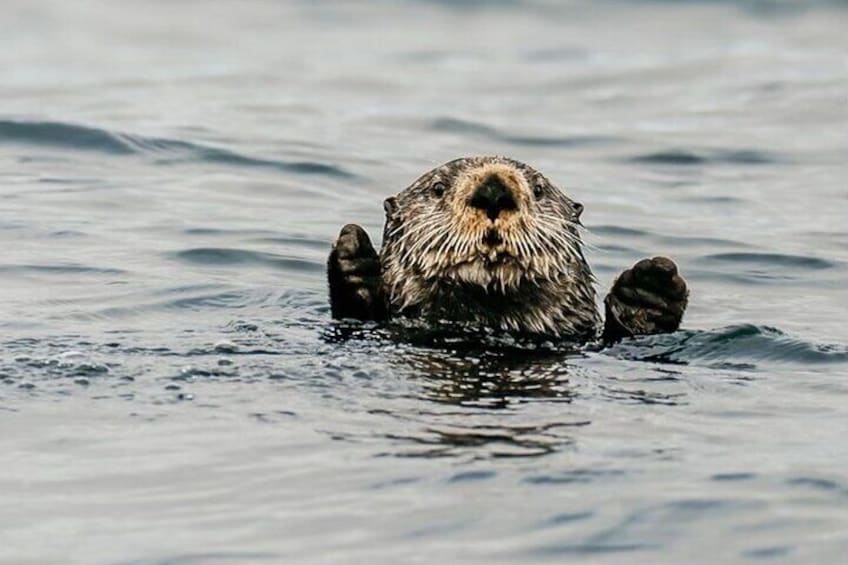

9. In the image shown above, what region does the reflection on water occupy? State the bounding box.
[381,420,582,459]
[325,324,586,457]
[389,343,582,458]
[408,349,577,408]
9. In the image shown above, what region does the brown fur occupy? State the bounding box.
[379,156,601,337]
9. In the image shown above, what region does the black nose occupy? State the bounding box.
[469,176,517,221]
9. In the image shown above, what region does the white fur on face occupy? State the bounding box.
[380,156,600,336]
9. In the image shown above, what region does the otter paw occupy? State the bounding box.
[603,256,688,340]
[327,224,386,321]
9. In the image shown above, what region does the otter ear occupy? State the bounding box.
[383,197,398,218]
[572,201,584,221]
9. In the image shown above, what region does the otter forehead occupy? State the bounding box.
[454,162,531,204]
[441,155,536,176]
[405,156,543,197]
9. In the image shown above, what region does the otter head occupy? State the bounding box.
[381,156,599,336]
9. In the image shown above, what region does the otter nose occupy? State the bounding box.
[469,177,517,221]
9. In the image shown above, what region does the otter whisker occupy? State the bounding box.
[377,155,603,337]
[512,235,532,266]
[536,223,582,257]
[541,231,576,256]
[433,232,459,267]
[401,224,449,263]
[385,223,406,240]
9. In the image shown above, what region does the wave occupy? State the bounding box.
[0,119,355,179]
[171,247,323,272]
[430,117,618,148]
[628,148,782,166]
[606,324,848,366]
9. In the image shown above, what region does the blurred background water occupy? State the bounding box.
[1,1,847,563]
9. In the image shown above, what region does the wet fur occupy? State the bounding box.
[380,156,601,337]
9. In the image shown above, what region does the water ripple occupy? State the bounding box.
[692,252,840,285]
[628,148,782,166]
[0,119,355,179]
[699,252,835,271]
[431,117,618,147]
[0,263,125,275]
[171,248,323,272]
[607,325,848,366]
[115,552,279,565]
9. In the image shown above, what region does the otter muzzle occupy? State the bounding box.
[469,176,518,221]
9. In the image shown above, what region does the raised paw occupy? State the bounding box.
[327,224,386,321]
[602,256,688,341]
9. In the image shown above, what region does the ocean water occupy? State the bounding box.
[1,1,847,563]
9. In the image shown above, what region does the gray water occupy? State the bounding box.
[2,1,848,563]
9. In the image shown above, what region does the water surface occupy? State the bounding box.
[2,1,848,563]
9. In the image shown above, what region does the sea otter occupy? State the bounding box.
[327,156,688,342]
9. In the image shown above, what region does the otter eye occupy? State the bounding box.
[432,181,446,198]
[533,183,545,199]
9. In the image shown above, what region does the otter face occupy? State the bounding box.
[382,156,586,297]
